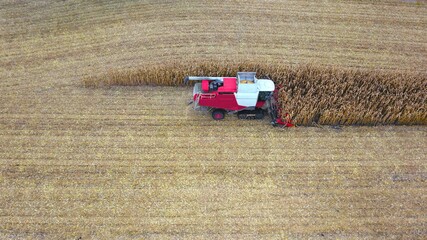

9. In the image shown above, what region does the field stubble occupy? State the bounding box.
[1,0,427,238]
[1,86,426,239]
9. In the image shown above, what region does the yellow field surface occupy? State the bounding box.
[2,0,427,77]
[1,0,426,239]
[1,86,427,238]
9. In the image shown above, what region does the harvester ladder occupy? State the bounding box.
[194,94,202,110]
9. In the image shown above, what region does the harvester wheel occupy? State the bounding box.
[255,109,265,119]
[212,109,225,120]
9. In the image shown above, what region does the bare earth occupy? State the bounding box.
[1,0,427,239]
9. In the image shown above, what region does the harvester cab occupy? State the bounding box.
[184,72,293,127]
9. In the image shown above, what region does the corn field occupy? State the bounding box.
[83,61,427,126]
[3,0,427,238]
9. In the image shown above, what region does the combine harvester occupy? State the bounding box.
[185,72,294,127]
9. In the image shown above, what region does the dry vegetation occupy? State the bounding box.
[1,0,427,239]
[83,61,427,126]
[1,86,426,239]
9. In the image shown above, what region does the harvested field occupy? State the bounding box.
[1,0,427,239]
[1,86,427,239]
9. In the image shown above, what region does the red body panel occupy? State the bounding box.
[218,77,237,93]
[195,78,246,111]
[196,93,246,111]
[202,80,209,92]
[255,101,265,108]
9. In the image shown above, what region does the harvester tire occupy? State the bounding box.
[212,109,225,120]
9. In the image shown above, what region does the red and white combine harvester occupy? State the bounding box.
[185,72,293,127]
